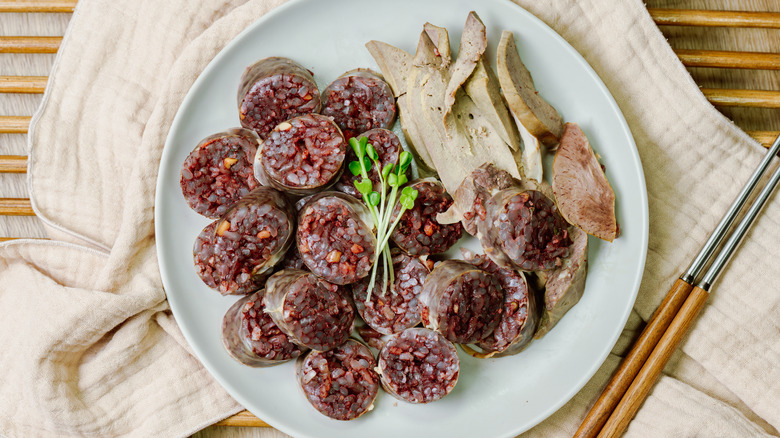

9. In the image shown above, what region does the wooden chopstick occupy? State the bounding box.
[0,0,76,13]
[0,36,61,53]
[597,286,710,437]
[649,9,780,28]
[0,76,48,94]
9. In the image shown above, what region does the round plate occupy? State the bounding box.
[155,0,649,436]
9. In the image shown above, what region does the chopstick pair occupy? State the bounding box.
[575,132,780,438]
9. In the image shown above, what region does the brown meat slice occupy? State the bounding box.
[423,22,451,67]
[497,30,564,148]
[534,226,588,338]
[444,11,488,109]
[442,12,521,152]
[552,122,617,241]
[365,40,437,174]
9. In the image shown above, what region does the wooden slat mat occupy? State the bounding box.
[0,0,777,436]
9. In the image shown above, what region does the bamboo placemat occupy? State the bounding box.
[0,0,777,436]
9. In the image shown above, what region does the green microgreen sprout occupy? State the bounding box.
[347,137,419,301]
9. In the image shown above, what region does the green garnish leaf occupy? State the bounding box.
[355,178,373,194]
[366,143,379,161]
[363,156,372,171]
[401,186,418,200]
[348,161,362,176]
[399,187,418,210]
[382,163,393,179]
[359,136,368,149]
[349,137,362,157]
[387,173,398,187]
[368,191,380,206]
[398,174,408,186]
[399,151,413,168]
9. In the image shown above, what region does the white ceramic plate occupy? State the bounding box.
[155,0,649,436]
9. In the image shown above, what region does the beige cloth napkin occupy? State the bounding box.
[1,0,778,436]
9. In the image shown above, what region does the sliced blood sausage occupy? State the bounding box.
[264,269,355,351]
[297,339,379,421]
[222,289,306,367]
[419,260,504,344]
[390,179,463,256]
[484,186,571,271]
[352,250,430,335]
[238,57,321,139]
[254,114,347,195]
[297,192,377,285]
[193,187,295,295]
[320,68,397,139]
[180,128,261,219]
[463,251,538,356]
[378,328,459,404]
[335,128,401,198]
[437,163,515,236]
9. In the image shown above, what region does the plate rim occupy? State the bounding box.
[154,0,649,435]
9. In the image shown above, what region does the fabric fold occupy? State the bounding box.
[2,0,777,436]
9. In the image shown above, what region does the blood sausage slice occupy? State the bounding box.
[297,339,379,421]
[238,57,320,139]
[222,289,306,367]
[378,328,459,404]
[264,269,355,351]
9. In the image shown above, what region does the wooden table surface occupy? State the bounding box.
[0,1,777,437]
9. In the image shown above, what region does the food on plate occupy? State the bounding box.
[484,183,572,271]
[352,249,430,335]
[254,114,347,195]
[404,25,522,194]
[462,251,538,356]
[320,69,397,139]
[365,40,437,175]
[185,9,624,420]
[377,328,459,404]
[419,260,504,344]
[297,339,380,421]
[390,178,463,256]
[264,269,355,351]
[552,122,618,241]
[444,12,522,153]
[297,192,377,285]
[437,162,514,236]
[180,128,261,219]
[193,187,295,295]
[335,128,401,198]
[497,30,564,148]
[534,226,588,338]
[238,57,321,139]
[222,289,307,367]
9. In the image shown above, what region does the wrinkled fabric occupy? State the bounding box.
[0,0,777,436]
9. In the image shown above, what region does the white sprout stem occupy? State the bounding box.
[378,207,407,250]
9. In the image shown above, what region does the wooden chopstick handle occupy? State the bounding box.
[574,278,694,438]
[597,286,710,438]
